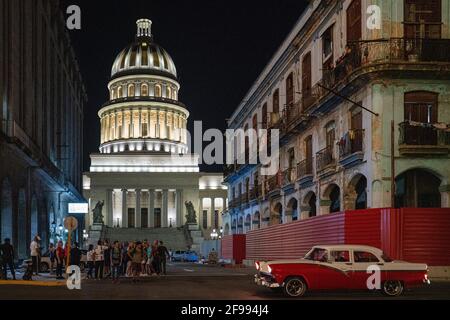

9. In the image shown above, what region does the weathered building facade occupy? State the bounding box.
[223,0,450,236]
[0,0,86,258]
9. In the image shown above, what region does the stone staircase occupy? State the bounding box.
[102,227,189,251]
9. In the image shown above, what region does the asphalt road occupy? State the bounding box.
[0,262,449,300]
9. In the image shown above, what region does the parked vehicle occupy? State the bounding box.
[255,245,430,298]
[21,250,87,273]
[171,250,199,262]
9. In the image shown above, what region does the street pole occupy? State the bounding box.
[391,120,396,208]
[66,231,71,271]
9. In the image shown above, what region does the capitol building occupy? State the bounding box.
[83,19,227,246]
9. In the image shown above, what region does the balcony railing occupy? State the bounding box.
[282,168,296,185]
[399,122,450,147]
[267,173,282,193]
[297,158,313,179]
[316,146,336,172]
[339,129,364,159]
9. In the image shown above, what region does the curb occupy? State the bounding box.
[0,280,67,287]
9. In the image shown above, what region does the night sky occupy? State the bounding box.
[61,0,308,172]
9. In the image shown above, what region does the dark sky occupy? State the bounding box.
[61,0,308,172]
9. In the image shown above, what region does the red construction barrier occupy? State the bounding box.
[245,208,450,266]
[221,234,246,264]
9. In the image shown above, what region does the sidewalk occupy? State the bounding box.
[0,271,67,287]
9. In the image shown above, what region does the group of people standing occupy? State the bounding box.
[86,239,171,284]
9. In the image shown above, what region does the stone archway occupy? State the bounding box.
[0,178,13,241]
[395,168,441,208]
[286,197,299,222]
[17,189,27,259]
[253,212,261,230]
[270,202,283,226]
[302,191,317,218]
[345,174,367,210]
[322,184,341,214]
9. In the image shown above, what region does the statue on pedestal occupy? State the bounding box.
[92,201,105,225]
[184,201,197,225]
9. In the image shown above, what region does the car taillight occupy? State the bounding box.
[255,262,260,271]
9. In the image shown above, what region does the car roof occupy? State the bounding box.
[313,245,383,255]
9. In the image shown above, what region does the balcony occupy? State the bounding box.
[281,168,296,188]
[267,174,282,194]
[297,158,314,186]
[241,192,249,206]
[316,146,336,176]
[271,38,450,142]
[399,122,450,155]
[339,129,365,168]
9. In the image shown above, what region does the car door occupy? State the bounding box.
[351,250,384,289]
[317,250,353,290]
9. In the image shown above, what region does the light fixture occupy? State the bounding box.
[58,224,63,231]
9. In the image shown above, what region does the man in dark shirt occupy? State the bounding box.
[70,242,82,267]
[158,241,170,275]
[0,238,16,280]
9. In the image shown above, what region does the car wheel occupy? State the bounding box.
[40,262,49,273]
[382,280,404,297]
[283,277,307,298]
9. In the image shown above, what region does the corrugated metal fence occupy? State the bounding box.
[222,208,450,266]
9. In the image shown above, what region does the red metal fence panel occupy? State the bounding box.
[221,234,246,264]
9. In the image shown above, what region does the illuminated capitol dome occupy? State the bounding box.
[83,19,227,251]
[99,19,188,155]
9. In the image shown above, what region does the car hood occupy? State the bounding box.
[258,259,311,273]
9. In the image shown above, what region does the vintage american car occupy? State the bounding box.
[255,245,430,297]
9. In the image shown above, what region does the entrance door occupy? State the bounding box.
[128,208,135,228]
[141,208,148,228]
[154,208,162,228]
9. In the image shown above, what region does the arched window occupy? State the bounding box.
[155,85,162,97]
[141,83,149,97]
[166,86,172,99]
[111,89,116,100]
[128,84,135,97]
[173,89,178,100]
[117,86,123,98]
[273,90,280,114]
[286,73,294,107]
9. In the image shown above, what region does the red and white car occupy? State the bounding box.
[255,245,430,298]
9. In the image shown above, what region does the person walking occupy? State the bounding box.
[55,241,65,279]
[111,241,122,284]
[0,238,16,280]
[70,242,81,267]
[86,244,95,279]
[48,243,56,274]
[30,235,41,276]
[158,241,170,276]
[103,240,111,278]
[94,240,107,280]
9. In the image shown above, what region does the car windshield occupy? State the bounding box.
[304,248,328,262]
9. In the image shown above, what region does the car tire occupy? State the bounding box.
[40,262,49,273]
[382,280,404,297]
[283,277,307,298]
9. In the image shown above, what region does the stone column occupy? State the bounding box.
[148,190,155,228]
[162,190,169,228]
[106,189,113,227]
[222,197,227,211]
[121,189,128,228]
[210,197,215,229]
[176,189,183,227]
[199,197,204,227]
[136,189,141,228]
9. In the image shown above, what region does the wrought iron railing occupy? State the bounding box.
[399,122,450,146]
[297,158,313,179]
[339,129,365,158]
[316,146,336,172]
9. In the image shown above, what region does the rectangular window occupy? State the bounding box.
[286,73,294,107]
[346,0,362,42]
[128,208,136,228]
[214,210,219,229]
[404,0,442,39]
[302,52,312,109]
[203,210,208,229]
[273,90,280,114]
[142,123,148,137]
[141,208,148,228]
[322,26,334,70]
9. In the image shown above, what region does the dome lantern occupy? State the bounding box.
[136,19,153,40]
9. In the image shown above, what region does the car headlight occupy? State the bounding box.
[255,262,260,270]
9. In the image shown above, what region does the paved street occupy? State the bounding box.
[0,262,449,300]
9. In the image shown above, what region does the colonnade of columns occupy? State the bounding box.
[106,189,184,229]
[199,197,228,230]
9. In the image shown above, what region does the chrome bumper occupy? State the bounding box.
[254,274,280,288]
